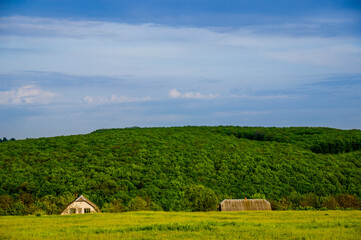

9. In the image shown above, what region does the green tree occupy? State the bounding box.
[321,196,339,209]
[0,195,14,215]
[300,192,320,208]
[251,193,266,199]
[184,185,218,211]
[127,196,149,211]
[104,199,125,212]
[336,194,360,209]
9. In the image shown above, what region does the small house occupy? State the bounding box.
[61,195,100,215]
[219,199,271,211]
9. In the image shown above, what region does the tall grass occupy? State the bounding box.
[1,211,360,239]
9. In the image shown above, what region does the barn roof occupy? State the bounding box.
[63,195,101,212]
[220,199,271,211]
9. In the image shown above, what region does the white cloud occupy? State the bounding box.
[84,94,151,104]
[168,89,181,98]
[168,89,300,100]
[168,89,219,99]
[0,85,57,104]
[0,15,360,101]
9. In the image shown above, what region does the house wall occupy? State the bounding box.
[61,201,97,215]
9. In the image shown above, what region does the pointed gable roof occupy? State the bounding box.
[64,195,101,212]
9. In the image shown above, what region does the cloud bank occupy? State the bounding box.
[84,95,151,104]
[1,15,360,82]
[0,15,360,138]
[0,85,57,104]
[168,89,219,99]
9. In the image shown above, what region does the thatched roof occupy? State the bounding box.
[220,199,271,211]
[63,195,101,212]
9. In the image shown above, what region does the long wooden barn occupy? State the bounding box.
[219,199,271,211]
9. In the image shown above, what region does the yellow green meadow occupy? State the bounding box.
[1,211,360,239]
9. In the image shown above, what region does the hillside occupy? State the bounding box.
[1,126,360,215]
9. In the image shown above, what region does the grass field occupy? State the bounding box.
[1,211,360,239]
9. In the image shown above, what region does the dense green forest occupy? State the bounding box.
[0,126,360,215]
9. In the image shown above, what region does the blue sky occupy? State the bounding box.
[0,0,360,139]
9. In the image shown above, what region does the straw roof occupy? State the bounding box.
[220,199,271,211]
[63,195,101,212]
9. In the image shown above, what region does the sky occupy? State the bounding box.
[0,0,361,139]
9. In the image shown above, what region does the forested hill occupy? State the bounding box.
[1,126,361,215]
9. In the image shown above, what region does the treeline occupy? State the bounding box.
[270,192,360,210]
[0,126,360,215]
[217,126,361,154]
[310,138,361,154]
[0,193,163,215]
[0,185,219,215]
[1,191,359,216]
[0,137,15,143]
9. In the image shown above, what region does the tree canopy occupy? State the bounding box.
[0,126,360,215]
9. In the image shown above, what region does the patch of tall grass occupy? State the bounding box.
[0,211,360,239]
